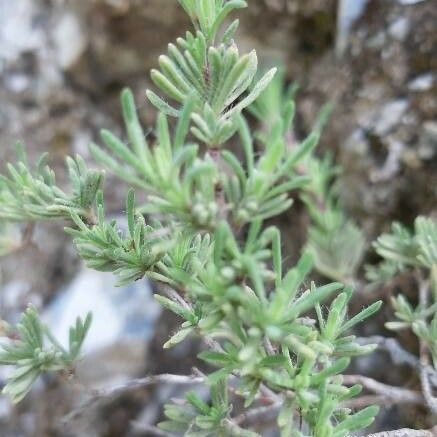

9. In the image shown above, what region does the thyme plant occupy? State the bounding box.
[248,71,366,284]
[367,217,437,385]
[0,1,385,435]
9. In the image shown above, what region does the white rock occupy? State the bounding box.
[0,0,45,62]
[373,100,409,136]
[43,268,160,354]
[408,73,434,91]
[1,280,32,315]
[336,0,369,56]
[388,17,410,41]
[4,73,30,93]
[52,12,87,70]
[397,0,426,5]
[0,396,11,420]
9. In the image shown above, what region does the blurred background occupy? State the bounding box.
[0,0,436,435]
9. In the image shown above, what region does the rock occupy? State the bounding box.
[44,268,159,354]
[43,266,161,386]
[388,17,410,41]
[0,280,37,321]
[0,396,11,421]
[0,0,45,63]
[397,0,427,5]
[417,121,437,160]
[373,100,409,136]
[3,73,30,93]
[344,128,369,157]
[52,11,87,70]
[370,139,404,182]
[336,0,369,56]
[408,73,434,91]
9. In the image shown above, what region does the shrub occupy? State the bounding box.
[3,1,421,435]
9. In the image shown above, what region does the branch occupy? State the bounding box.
[233,401,283,427]
[357,336,437,386]
[367,428,437,437]
[342,375,424,406]
[417,271,437,414]
[343,394,393,409]
[60,374,204,424]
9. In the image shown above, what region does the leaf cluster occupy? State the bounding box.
[91,90,315,230]
[0,144,103,223]
[147,0,275,148]
[157,222,381,435]
[368,216,437,367]
[0,306,91,403]
[249,73,366,283]
[0,1,384,435]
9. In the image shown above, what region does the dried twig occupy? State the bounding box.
[367,427,437,437]
[343,394,392,409]
[357,336,437,386]
[233,401,283,427]
[416,272,437,414]
[342,375,424,406]
[61,374,204,424]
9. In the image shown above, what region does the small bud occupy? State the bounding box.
[192,203,209,225]
[246,200,258,213]
[208,201,218,216]
[236,209,250,223]
[220,266,235,282]
[248,327,261,338]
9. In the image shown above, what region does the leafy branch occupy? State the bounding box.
[0,306,91,403]
[0,1,387,435]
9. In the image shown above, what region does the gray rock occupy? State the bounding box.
[373,99,409,136]
[52,11,87,70]
[0,280,36,320]
[336,0,369,56]
[0,396,11,420]
[344,129,369,156]
[0,0,45,62]
[43,266,161,388]
[418,121,437,160]
[3,73,30,93]
[388,17,410,41]
[397,0,427,5]
[408,73,434,91]
[44,268,160,354]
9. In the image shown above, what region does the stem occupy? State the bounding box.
[416,270,437,414]
[208,147,228,223]
[367,428,437,437]
[342,375,424,406]
[61,374,205,424]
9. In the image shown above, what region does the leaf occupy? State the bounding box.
[146,90,180,117]
[286,282,344,321]
[340,301,383,334]
[163,326,193,349]
[226,68,277,117]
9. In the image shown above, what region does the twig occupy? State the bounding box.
[60,374,204,424]
[367,427,437,437]
[343,395,393,409]
[342,375,424,406]
[357,335,437,386]
[416,271,437,414]
[208,148,228,222]
[233,401,282,427]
